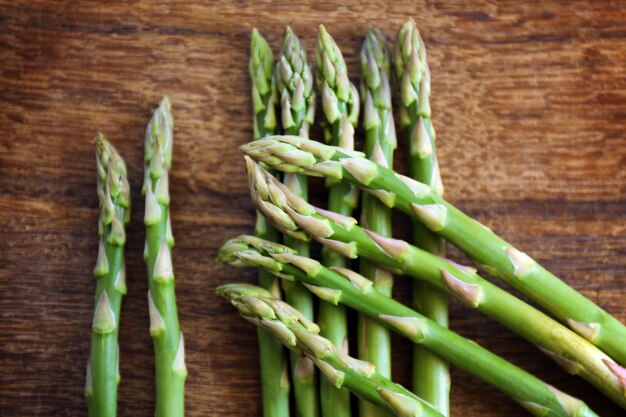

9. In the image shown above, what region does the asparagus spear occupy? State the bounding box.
[242,157,626,408]
[86,134,130,417]
[251,29,279,140]
[393,20,449,414]
[217,283,444,417]
[275,27,319,417]
[143,97,186,417]
[250,28,292,417]
[358,28,395,417]
[241,134,626,368]
[314,25,360,417]
[218,236,600,417]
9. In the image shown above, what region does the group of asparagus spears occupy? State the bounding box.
[220,21,626,417]
[84,19,626,417]
[88,98,185,417]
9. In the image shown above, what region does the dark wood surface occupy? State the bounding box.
[1,1,625,415]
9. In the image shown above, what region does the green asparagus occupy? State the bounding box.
[218,236,600,417]
[358,28,395,417]
[249,28,291,417]
[315,25,359,417]
[217,283,444,417]
[241,134,626,368]
[276,26,319,417]
[86,134,130,417]
[393,20,449,414]
[251,29,279,140]
[143,97,186,417]
[242,156,626,408]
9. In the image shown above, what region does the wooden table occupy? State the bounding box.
[1,1,625,415]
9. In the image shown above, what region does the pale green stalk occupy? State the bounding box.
[217,283,444,417]
[275,26,318,417]
[393,20,449,414]
[143,98,186,417]
[250,28,291,417]
[86,134,130,417]
[241,156,626,408]
[314,25,359,417]
[218,236,600,417]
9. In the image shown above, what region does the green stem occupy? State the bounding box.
[319,242,351,417]
[283,234,318,417]
[89,245,124,417]
[146,209,184,416]
[316,296,349,417]
[319,230,351,417]
[256,222,291,417]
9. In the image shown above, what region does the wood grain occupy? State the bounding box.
[1,1,625,415]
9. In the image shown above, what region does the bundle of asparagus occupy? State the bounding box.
[240,134,626,366]
[241,154,626,407]
[82,19,626,417]
[220,20,626,417]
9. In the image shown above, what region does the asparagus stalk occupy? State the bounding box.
[143,97,186,417]
[393,20,449,414]
[251,29,279,140]
[250,28,292,417]
[315,25,360,223]
[358,28,395,417]
[218,236,600,417]
[241,134,626,368]
[242,157,626,408]
[217,283,444,417]
[275,27,319,417]
[314,25,360,417]
[86,134,130,417]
